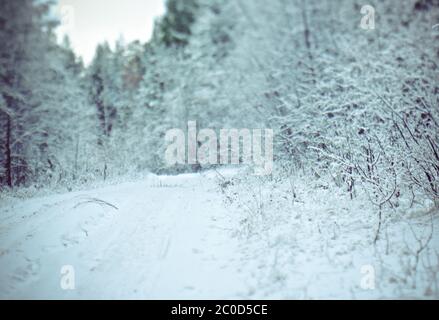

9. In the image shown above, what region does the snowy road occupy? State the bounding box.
[0,171,248,299]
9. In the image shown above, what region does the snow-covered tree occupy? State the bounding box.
[156,0,199,47]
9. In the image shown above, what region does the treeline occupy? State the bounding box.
[0,0,89,189]
[0,0,204,189]
[1,0,439,211]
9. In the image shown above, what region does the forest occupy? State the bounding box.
[0,0,439,299]
[1,0,438,197]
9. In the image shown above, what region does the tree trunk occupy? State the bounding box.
[5,114,13,188]
[300,0,316,84]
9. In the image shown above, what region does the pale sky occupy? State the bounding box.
[55,0,166,64]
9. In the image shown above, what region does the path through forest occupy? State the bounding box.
[0,171,248,299]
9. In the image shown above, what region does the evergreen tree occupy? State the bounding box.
[156,0,199,47]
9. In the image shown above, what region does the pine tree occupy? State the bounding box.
[0,0,96,188]
[156,0,199,47]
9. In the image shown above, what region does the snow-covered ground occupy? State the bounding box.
[0,170,438,299]
[0,170,249,299]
